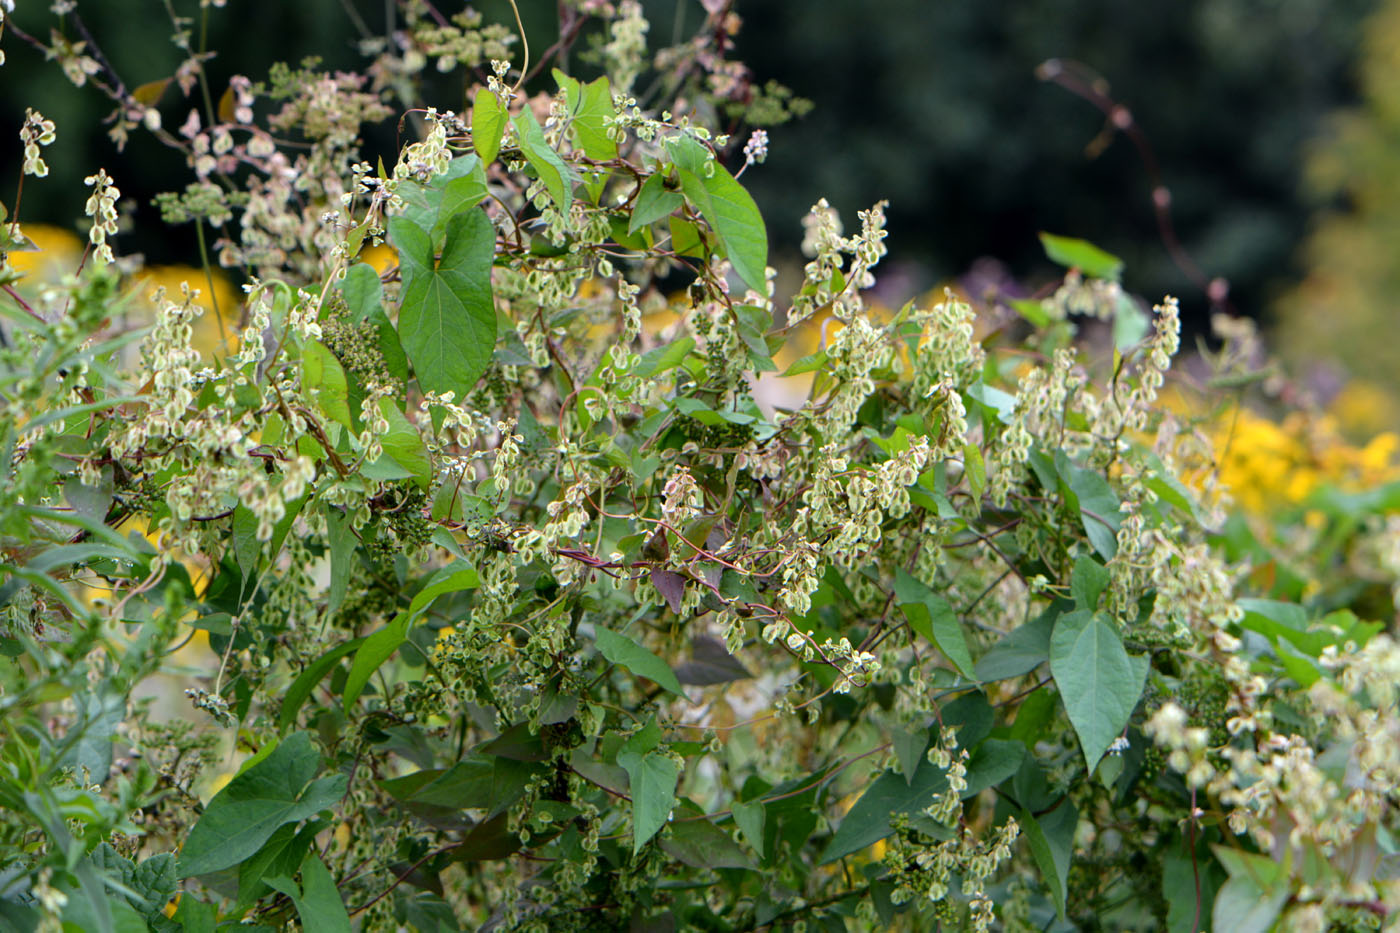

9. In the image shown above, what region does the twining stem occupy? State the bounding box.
[506,0,529,93]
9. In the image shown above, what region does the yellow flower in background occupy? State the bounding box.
[360,242,397,275]
[1213,403,1400,514]
[6,224,83,279]
[139,265,241,357]
[8,224,241,358]
[1331,380,1400,440]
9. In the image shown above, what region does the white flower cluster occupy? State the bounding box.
[601,1,649,95]
[816,636,880,693]
[1098,296,1181,435]
[790,199,890,325]
[1041,269,1123,321]
[394,110,453,182]
[20,108,56,177]
[742,128,769,166]
[661,466,702,528]
[82,168,121,265]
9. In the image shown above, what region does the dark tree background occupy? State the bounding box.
[0,0,1375,324]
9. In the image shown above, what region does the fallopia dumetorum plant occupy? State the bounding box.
[2,3,1400,932]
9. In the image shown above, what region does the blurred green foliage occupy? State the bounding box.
[1276,0,1400,423]
[0,0,1377,316]
[735,0,1373,316]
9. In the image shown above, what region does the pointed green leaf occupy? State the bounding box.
[891,726,928,785]
[963,442,986,502]
[339,263,409,386]
[1164,846,1224,933]
[1008,297,1050,328]
[555,69,618,161]
[343,614,409,708]
[302,341,353,430]
[60,683,124,784]
[472,88,506,164]
[1049,609,1149,774]
[278,637,366,731]
[287,854,351,933]
[665,135,768,294]
[171,895,216,933]
[781,349,829,377]
[629,172,685,235]
[975,607,1058,682]
[1055,451,1123,559]
[594,626,685,697]
[731,799,766,857]
[1212,875,1288,933]
[391,210,497,399]
[397,154,489,246]
[178,733,347,878]
[406,564,480,621]
[960,739,1025,798]
[661,806,753,869]
[1022,799,1076,920]
[370,398,432,489]
[617,750,679,854]
[1039,232,1123,281]
[325,506,355,618]
[633,337,694,377]
[820,757,950,863]
[1070,555,1110,610]
[387,755,542,814]
[340,261,384,320]
[894,569,975,678]
[1113,292,1150,349]
[512,106,575,214]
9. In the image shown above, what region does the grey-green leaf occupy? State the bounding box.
[391,210,497,399]
[60,683,124,784]
[178,732,347,878]
[1055,451,1123,560]
[594,626,686,697]
[974,607,1057,682]
[618,750,679,854]
[1049,609,1149,774]
[819,757,950,864]
[1022,799,1076,920]
[960,739,1025,798]
[894,569,975,678]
